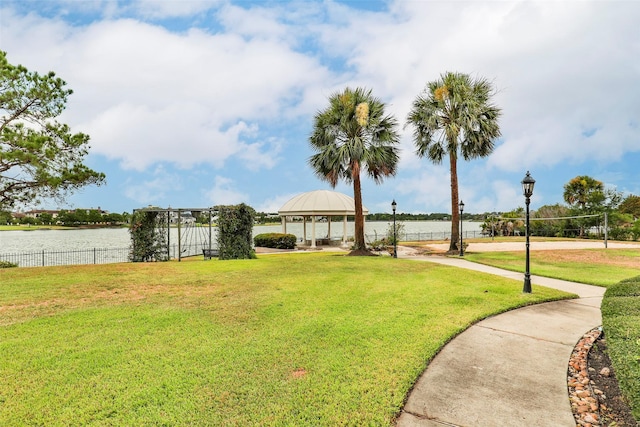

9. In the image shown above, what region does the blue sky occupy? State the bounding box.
[2,0,639,215]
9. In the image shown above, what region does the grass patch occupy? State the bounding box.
[0,225,68,231]
[464,247,639,421]
[0,253,571,425]
[602,276,640,421]
[464,249,640,286]
[0,225,126,231]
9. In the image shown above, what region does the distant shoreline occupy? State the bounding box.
[0,225,126,231]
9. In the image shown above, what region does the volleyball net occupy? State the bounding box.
[484,213,605,239]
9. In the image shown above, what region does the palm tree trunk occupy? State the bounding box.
[449,153,460,253]
[352,162,366,251]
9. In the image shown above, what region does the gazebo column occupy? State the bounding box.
[327,216,332,242]
[343,216,347,246]
[303,217,307,245]
[281,216,287,234]
[311,216,317,248]
[363,215,366,243]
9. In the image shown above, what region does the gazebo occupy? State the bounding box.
[278,190,369,248]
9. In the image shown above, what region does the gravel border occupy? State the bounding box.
[568,327,603,426]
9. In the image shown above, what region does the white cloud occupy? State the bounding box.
[133,0,219,19]
[204,176,248,205]
[255,192,299,213]
[238,136,283,171]
[123,165,182,204]
[81,101,256,170]
[395,166,452,213]
[489,180,522,213]
[2,0,640,214]
[217,3,287,40]
[315,1,640,176]
[2,7,332,172]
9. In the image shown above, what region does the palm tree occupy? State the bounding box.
[309,87,400,253]
[563,175,604,237]
[406,72,501,253]
[563,175,604,211]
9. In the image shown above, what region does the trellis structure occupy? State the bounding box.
[132,206,217,261]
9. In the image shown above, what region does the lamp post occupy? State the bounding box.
[392,199,397,258]
[459,200,465,257]
[522,171,536,293]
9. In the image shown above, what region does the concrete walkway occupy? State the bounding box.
[395,254,605,427]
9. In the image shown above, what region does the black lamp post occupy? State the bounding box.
[392,199,397,258]
[522,171,536,293]
[459,200,465,257]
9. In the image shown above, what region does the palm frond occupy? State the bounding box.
[407,72,501,163]
[308,87,400,186]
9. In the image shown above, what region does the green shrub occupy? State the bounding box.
[609,227,632,241]
[0,260,17,268]
[602,275,640,420]
[386,221,405,245]
[253,233,296,249]
[605,279,640,297]
[369,239,388,251]
[631,220,640,241]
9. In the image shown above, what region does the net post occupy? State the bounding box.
[604,212,608,249]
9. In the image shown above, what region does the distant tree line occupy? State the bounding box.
[478,175,640,241]
[1,209,130,226]
[365,212,483,221]
[250,212,484,223]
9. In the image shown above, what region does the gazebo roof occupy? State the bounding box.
[278,190,369,216]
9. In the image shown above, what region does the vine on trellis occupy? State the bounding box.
[217,203,256,260]
[129,210,169,262]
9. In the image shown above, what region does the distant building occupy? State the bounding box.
[23,209,60,219]
[168,211,196,224]
[12,208,109,220]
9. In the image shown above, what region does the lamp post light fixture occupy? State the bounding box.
[459,200,465,257]
[522,171,536,293]
[392,199,397,258]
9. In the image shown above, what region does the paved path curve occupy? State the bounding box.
[424,240,640,253]
[395,254,605,427]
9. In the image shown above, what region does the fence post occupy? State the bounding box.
[42,250,45,267]
[94,248,97,264]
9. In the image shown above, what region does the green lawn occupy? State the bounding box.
[465,247,640,421]
[0,225,126,231]
[0,253,571,426]
[0,224,67,231]
[464,249,640,286]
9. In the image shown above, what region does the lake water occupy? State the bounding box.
[0,221,482,254]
